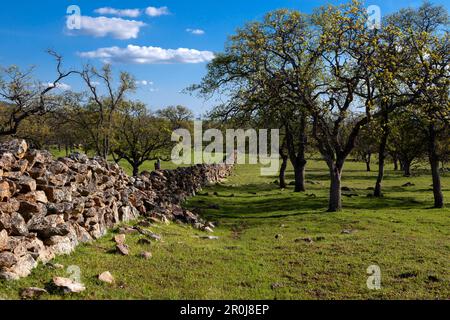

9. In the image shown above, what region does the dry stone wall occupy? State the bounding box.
[0,140,233,280]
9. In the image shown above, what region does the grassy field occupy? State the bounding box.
[0,159,449,300]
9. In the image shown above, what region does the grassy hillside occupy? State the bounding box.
[0,159,448,300]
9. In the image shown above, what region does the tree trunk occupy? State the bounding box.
[428,124,444,208]
[393,157,398,171]
[365,153,371,172]
[374,123,389,197]
[403,160,412,177]
[279,154,288,189]
[328,162,343,212]
[132,163,140,177]
[293,157,306,192]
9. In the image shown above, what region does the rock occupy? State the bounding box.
[140,251,152,260]
[17,177,37,193]
[4,254,37,278]
[18,201,46,221]
[275,234,283,240]
[198,235,219,240]
[0,252,17,268]
[402,182,415,187]
[52,277,86,294]
[4,139,28,159]
[118,226,139,235]
[10,212,28,236]
[203,227,214,233]
[0,229,9,251]
[47,263,65,269]
[28,219,70,239]
[271,283,284,290]
[114,234,126,245]
[341,229,354,235]
[98,271,115,284]
[33,191,48,204]
[40,186,67,203]
[134,227,162,241]
[137,238,151,245]
[116,244,130,256]
[295,237,314,244]
[20,287,48,300]
[0,180,12,201]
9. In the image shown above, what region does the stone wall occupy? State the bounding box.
[0,140,233,280]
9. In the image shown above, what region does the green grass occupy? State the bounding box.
[0,159,449,300]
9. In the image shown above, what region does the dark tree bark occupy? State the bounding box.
[132,163,140,177]
[374,116,390,197]
[278,137,288,189]
[393,157,399,171]
[328,160,344,212]
[279,154,288,189]
[365,152,372,172]
[286,115,307,193]
[427,124,444,208]
[293,157,307,192]
[402,160,412,177]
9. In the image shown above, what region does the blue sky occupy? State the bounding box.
[0,0,448,116]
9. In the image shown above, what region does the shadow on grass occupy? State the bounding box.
[189,185,436,226]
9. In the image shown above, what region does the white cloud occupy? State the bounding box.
[66,16,146,40]
[136,80,154,86]
[94,7,141,18]
[45,82,71,91]
[186,28,205,35]
[145,6,170,17]
[79,45,215,64]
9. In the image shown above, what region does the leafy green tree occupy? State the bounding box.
[389,1,449,207]
[112,101,172,176]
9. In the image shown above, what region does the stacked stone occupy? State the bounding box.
[0,140,233,280]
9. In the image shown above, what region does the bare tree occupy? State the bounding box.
[77,64,136,159]
[0,51,74,136]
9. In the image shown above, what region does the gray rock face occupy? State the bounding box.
[0,139,234,280]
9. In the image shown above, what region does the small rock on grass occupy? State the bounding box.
[402,182,415,187]
[275,234,283,240]
[52,277,86,294]
[46,263,65,270]
[203,226,214,233]
[114,234,126,245]
[118,227,138,235]
[98,271,115,284]
[116,244,130,256]
[140,252,153,260]
[20,287,48,300]
[194,235,219,240]
[295,237,314,244]
[271,283,284,290]
[137,238,152,245]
